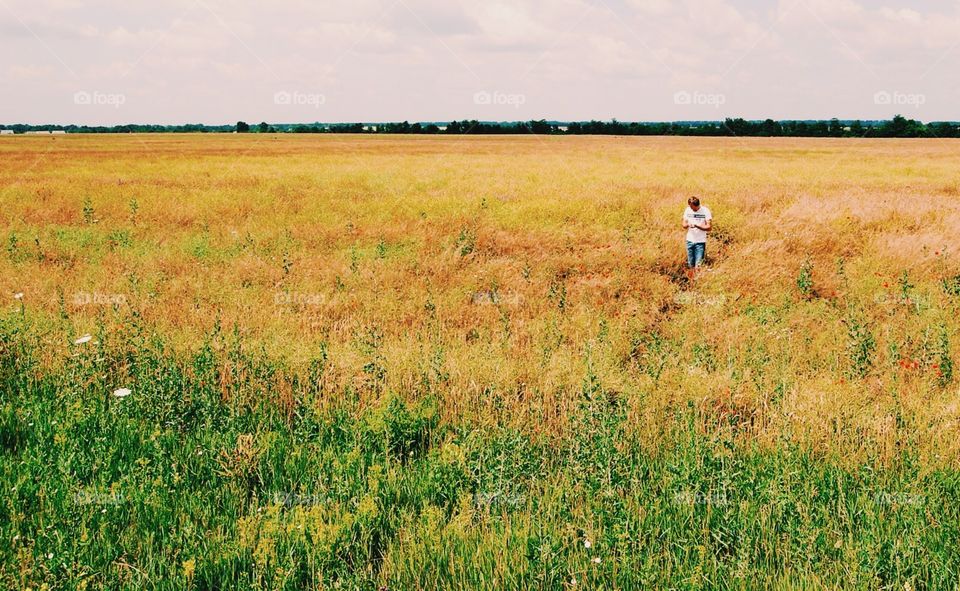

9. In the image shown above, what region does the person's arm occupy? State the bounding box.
[682,213,690,229]
[692,213,712,232]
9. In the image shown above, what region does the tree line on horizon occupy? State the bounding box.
[3,115,958,137]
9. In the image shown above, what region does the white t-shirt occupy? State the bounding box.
[683,205,712,243]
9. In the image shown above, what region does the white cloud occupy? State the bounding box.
[463,1,553,48]
[7,63,56,78]
[0,0,957,123]
[104,21,233,52]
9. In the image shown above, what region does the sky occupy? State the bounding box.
[1,0,958,124]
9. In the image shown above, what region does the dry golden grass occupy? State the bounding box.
[4,134,960,463]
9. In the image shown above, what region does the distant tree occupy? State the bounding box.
[724,118,751,136]
[529,119,553,134]
[4,116,949,137]
[327,123,363,133]
[887,114,909,136]
[879,114,927,137]
[930,122,960,138]
[828,118,844,137]
[761,119,781,136]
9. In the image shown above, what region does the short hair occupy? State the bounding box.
[688,197,700,206]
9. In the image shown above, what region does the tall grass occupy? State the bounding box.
[2,315,958,589]
[2,135,960,588]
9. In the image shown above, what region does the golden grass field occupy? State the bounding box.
[4,134,960,459]
[4,134,960,589]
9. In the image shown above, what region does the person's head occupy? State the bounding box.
[687,196,701,211]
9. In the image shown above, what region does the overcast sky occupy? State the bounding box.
[1,0,958,124]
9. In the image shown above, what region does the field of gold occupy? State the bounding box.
[2,134,960,589]
[5,134,960,456]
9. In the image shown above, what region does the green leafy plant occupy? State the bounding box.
[456,226,476,257]
[82,196,96,224]
[845,311,876,379]
[797,257,814,298]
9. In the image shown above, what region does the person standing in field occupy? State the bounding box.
[682,196,712,279]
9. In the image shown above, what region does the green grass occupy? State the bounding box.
[1,313,959,590]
